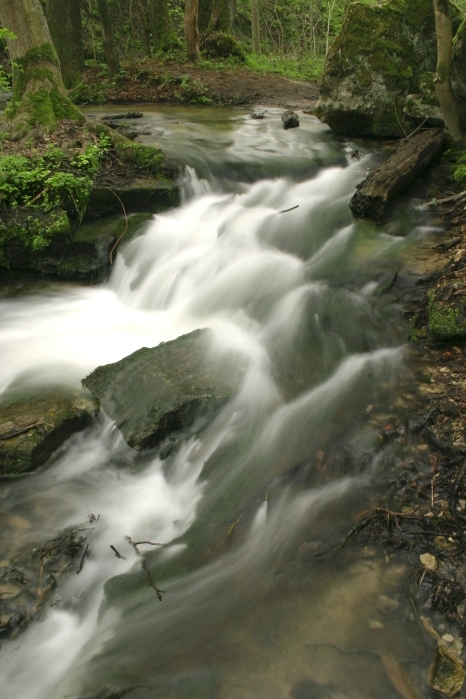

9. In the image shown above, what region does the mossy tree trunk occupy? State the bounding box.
[251,0,261,56]
[0,0,83,135]
[95,0,120,79]
[148,0,179,52]
[185,0,201,62]
[45,0,84,89]
[433,0,464,142]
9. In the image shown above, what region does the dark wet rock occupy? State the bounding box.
[0,521,92,640]
[82,329,240,451]
[0,392,97,476]
[4,213,153,282]
[315,0,464,137]
[87,178,179,218]
[282,110,299,129]
[350,129,446,222]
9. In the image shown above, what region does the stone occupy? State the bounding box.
[87,178,180,218]
[82,329,240,451]
[4,213,154,282]
[350,129,446,222]
[282,110,300,129]
[0,391,97,476]
[315,0,465,138]
[429,647,465,697]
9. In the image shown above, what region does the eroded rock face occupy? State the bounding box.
[315,0,463,138]
[82,329,240,451]
[0,392,97,476]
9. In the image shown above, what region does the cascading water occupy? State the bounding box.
[0,107,437,698]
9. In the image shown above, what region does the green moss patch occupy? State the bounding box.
[428,289,466,341]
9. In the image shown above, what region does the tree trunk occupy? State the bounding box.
[251,0,261,56]
[433,0,464,142]
[148,0,179,52]
[199,0,214,32]
[185,0,201,62]
[46,0,84,89]
[0,0,83,133]
[209,0,235,32]
[95,0,120,79]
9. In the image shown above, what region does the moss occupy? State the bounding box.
[427,289,466,340]
[115,141,164,173]
[6,43,83,127]
[201,32,246,61]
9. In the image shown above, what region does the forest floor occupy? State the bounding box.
[80,60,320,110]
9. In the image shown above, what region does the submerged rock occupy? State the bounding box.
[315,0,464,137]
[0,392,97,476]
[82,329,240,451]
[429,647,465,697]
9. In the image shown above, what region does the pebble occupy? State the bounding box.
[369,620,384,630]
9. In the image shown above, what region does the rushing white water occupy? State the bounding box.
[0,109,433,699]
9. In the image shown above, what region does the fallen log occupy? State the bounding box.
[350,129,446,222]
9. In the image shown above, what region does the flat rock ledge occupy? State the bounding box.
[350,128,446,222]
[0,392,98,476]
[82,329,240,451]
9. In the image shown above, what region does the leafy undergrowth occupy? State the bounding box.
[0,121,111,262]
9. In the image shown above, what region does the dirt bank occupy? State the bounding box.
[80,60,320,110]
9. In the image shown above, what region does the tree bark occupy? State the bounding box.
[95,0,120,78]
[0,0,83,132]
[433,0,464,142]
[46,0,84,89]
[185,0,201,62]
[148,0,179,52]
[251,0,261,56]
[209,0,235,32]
[199,0,214,32]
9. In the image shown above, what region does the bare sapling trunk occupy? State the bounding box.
[185,0,201,62]
[251,0,261,56]
[433,0,464,142]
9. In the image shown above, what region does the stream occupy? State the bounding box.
[0,106,442,699]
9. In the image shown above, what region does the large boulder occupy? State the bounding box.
[315,0,463,138]
[82,329,240,451]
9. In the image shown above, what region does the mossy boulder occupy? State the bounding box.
[201,32,246,61]
[87,178,179,218]
[82,329,240,451]
[0,391,97,476]
[2,212,153,281]
[315,0,462,137]
[429,647,465,697]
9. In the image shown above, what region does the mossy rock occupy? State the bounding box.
[201,32,246,61]
[315,0,444,137]
[0,391,97,476]
[2,212,153,282]
[87,179,179,217]
[82,329,241,451]
[429,647,465,697]
[427,289,466,341]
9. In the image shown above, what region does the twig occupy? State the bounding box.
[110,545,125,559]
[107,189,129,264]
[77,544,89,574]
[0,420,41,440]
[428,190,466,207]
[125,536,164,601]
[132,540,164,547]
[278,205,299,214]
